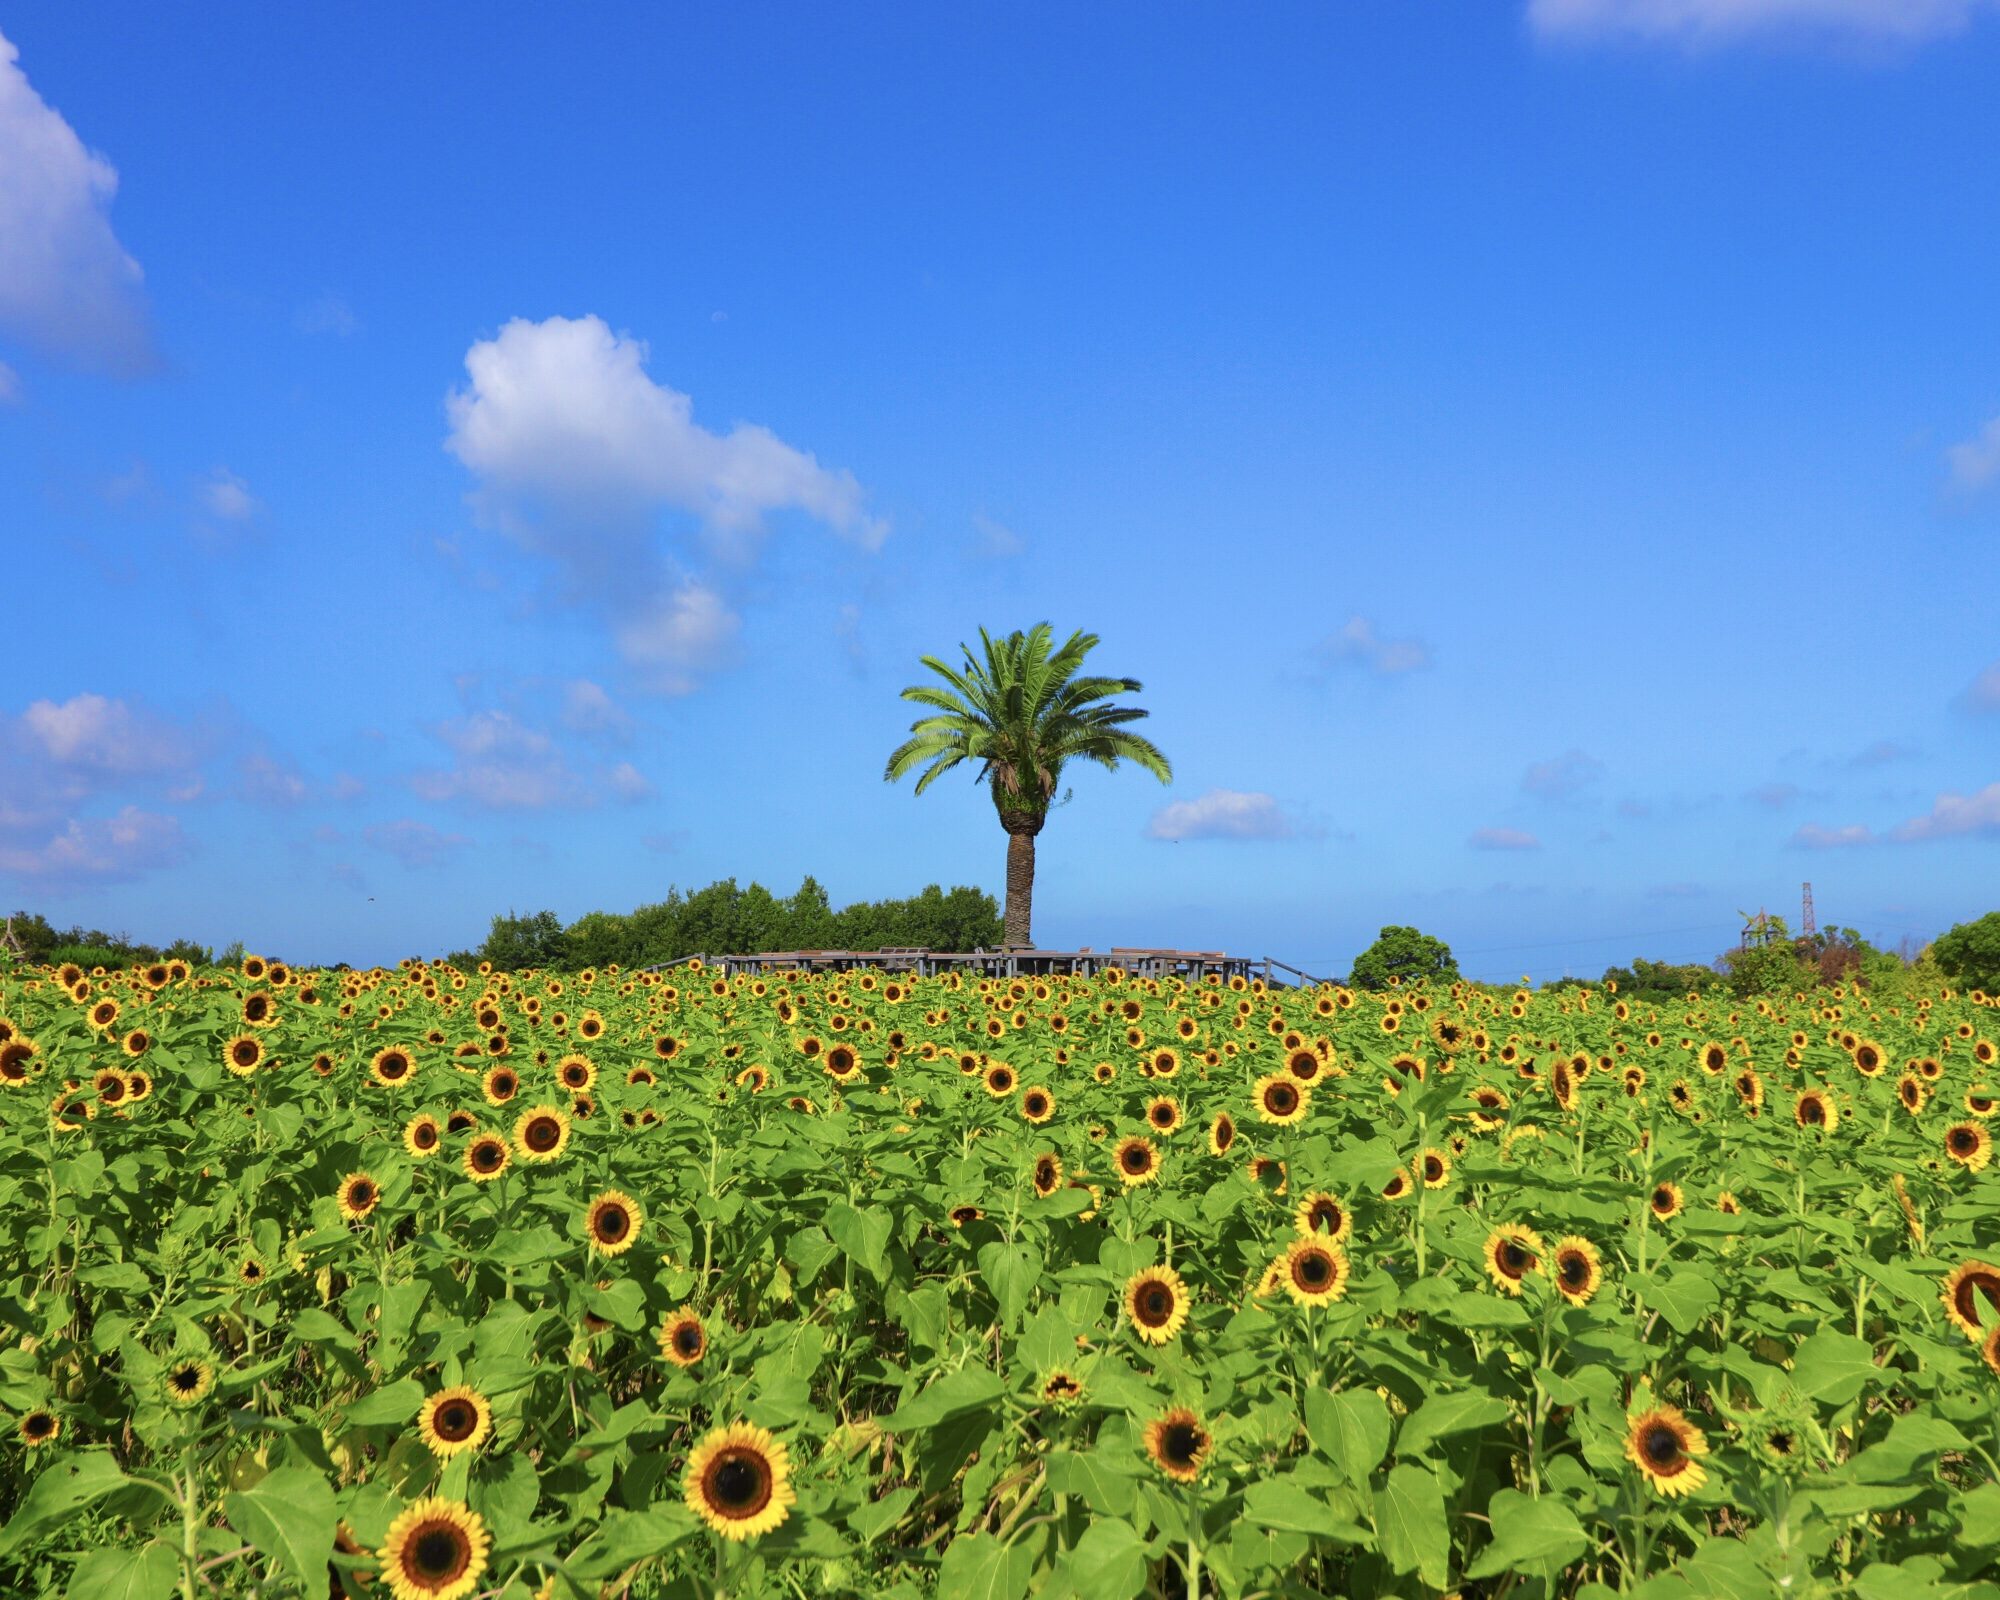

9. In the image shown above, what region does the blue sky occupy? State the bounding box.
[3,0,1997,979]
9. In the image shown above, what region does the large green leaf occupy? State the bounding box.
[1063,1517,1149,1600]
[934,1530,1037,1600]
[1792,1331,1879,1405]
[1305,1386,1391,1483]
[1373,1462,1450,1589]
[977,1241,1042,1330]
[66,1541,178,1600]
[1398,1389,1510,1457]
[222,1466,336,1594]
[1465,1489,1589,1579]
[0,1452,146,1556]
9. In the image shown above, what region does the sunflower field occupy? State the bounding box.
[2,955,1999,1600]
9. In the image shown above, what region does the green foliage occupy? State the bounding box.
[1932,911,2000,993]
[3,910,211,970]
[1598,957,1721,1002]
[1347,925,1459,989]
[475,877,1002,971]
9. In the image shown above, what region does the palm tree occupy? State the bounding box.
[884,623,1171,948]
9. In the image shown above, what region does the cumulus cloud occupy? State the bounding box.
[1965,661,2000,713]
[1522,748,1604,800]
[446,314,885,549]
[1528,0,1997,45]
[410,707,651,811]
[1792,822,1876,848]
[364,818,470,868]
[1890,782,2000,841]
[1146,789,1306,842]
[0,805,188,884]
[1470,827,1541,851]
[1947,416,2000,491]
[0,28,154,374]
[1319,616,1431,676]
[561,679,631,740]
[21,692,194,778]
[443,315,884,691]
[200,468,259,522]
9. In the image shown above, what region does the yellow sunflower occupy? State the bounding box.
[416,1386,493,1460]
[1552,1236,1602,1305]
[1278,1237,1351,1307]
[1142,1407,1212,1482]
[684,1423,796,1541]
[1124,1264,1192,1345]
[1625,1405,1709,1497]
[1482,1224,1544,1296]
[378,1497,490,1600]
[585,1190,644,1257]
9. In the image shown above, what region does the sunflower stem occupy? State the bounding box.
[178,1450,201,1600]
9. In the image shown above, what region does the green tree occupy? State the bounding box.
[480,909,569,972]
[1717,913,1810,997]
[1933,911,2000,993]
[884,623,1171,947]
[1349,925,1459,990]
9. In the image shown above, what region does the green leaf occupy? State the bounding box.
[785,1225,838,1287]
[1465,1489,1589,1579]
[1304,1387,1391,1483]
[1373,1462,1450,1589]
[342,1377,426,1427]
[582,1278,648,1332]
[1242,1475,1366,1542]
[223,1466,336,1595]
[977,1241,1042,1330]
[1045,1447,1139,1516]
[1792,1330,1879,1405]
[0,1452,139,1556]
[1851,1414,1968,1483]
[934,1530,1036,1600]
[66,1541,178,1600]
[1398,1389,1510,1457]
[884,1365,1006,1432]
[1956,1484,2000,1548]
[825,1202,893,1281]
[1633,1269,1721,1335]
[1063,1517,1149,1600]
[290,1308,359,1349]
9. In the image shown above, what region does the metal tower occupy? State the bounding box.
[1801,882,1816,940]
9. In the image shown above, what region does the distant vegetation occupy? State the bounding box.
[453,875,1003,973]
[0,909,210,972]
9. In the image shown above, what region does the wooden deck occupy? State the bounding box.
[646,948,1328,986]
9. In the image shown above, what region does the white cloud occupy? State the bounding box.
[608,761,654,802]
[611,581,741,694]
[238,752,308,808]
[1747,781,1800,809]
[1946,416,2000,491]
[445,314,885,550]
[560,678,631,741]
[1890,782,2000,841]
[1793,821,1876,848]
[1529,0,1997,44]
[1522,748,1604,799]
[1146,789,1304,842]
[22,692,193,777]
[971,512,1025,558]
[200,468,259,522]
[0,28,153,374]
[1320,615,1431,676]
[1470,827,1542,851]
[364,818,470,868]
[0,804,188,884]
[1965,661,2000,712]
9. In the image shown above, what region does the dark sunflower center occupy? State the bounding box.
[1653,1189,1673,1211]
[411,1524,469,1581]
[1859,1048,1879,1069]
[233,1042,259,1066]
[1500,1242,1532,1275]
[564,1066,587,1085]
[674,1324,703,1357]
[493,1074,515,1095]
[1295,1251,1334,1288]
[243,1261,262,1279]
[1028,1095,1048,1114]
[595,1206,629,1241]
[1768,1430,1794,1454]
[1560,1253,1589,1287]
[709,1453,771,1514]
[1424,1158,1444,1180]
[25,1413,54,1436]
[171,1368,201,1391]
[1950,1129,1976,1154]
[350,1183,375,1206]
[1957,1272,2000,1323]
[1802,1099,1824,1123]
[1122,1146,1150,1173]
[1268,1085,1298,1113]
[1214,1121,1234,1149]
[1642,1425,1683,1467]
[415,1124,438,1148]
[992,1073,1013,1091]
[527,1119,560,1151]
[1163,1422,1203,1465]
[1312,1203,1340,1230]
[1035,1160,1056,1187]
[1137,1284,1174,1324]
[473,1144,502,1170]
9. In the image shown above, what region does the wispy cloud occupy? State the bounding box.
[365,818,471,868]
[1529,0,1999,47]
[297,291,359,337]
[1147,789,1309,842]
[1964,661,2000,713]
[1318,616,1431,677]
[0,28,156,376]
[1947,415,2000,492]
[971,512,1024,559]
[1746,781,1801,809]
[1891,782,2000,841]
[1470,826,1541,851]
[1793,822,1875,848]
[409,704,652,811]
[200,468,259,522]
[1523,748,1604,800]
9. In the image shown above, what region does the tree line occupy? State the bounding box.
[452,875,1003,973]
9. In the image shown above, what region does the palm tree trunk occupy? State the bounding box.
[1001,812,1043,948]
